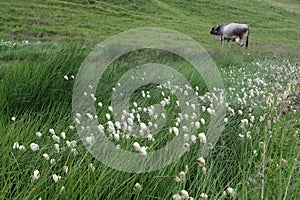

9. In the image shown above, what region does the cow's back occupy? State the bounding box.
[222,23,249,38]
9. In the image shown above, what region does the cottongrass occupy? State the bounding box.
[52,174,61,183]
[31,170,40,182]
[133,182,142,192]
[9,58,299,199]
[30,143,39,151]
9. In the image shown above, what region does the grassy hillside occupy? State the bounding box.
[0,0,299,200]
[0,0,299,56]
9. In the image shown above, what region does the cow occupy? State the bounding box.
[210,23,250,49]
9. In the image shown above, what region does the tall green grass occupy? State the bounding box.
[1,43,299,199]
[0,44,90,118]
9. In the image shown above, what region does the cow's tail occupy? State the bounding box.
[245,27,250,49]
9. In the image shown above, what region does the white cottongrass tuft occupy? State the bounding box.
[224,118,228,123]
[36,132,42,138]
[115,121,121,130]
[13,142,19,149]
[97,124,104,133]
[180,190,189,199]
[202,166,207,174]
[107,121,115,133]
[198,133,207,143]
[108,106,113,112]
[90,93,96,101]
[173,176,181,182]
[66,140,71,148]
[173,127,179,136]
[30,143,39,151]
[63,75,68,80]
[32,170,40,181]
[75,118,80,124]
[140,146,147,156]
[207,143,214,150]
[43,153,49,160]
[241,119,249,127]
[133,142,147,156]
[86,113,94,120]
[52,174,61,183]
[52,135,60,143]
[54,144,60,153]
[190,135,197,143]
[250,115,255,123]
[60,132,66,139]
[226,187,235,196]
[199,193,208,199]
[179,171,186,181]
[200,118,205,125]
[183,143,190,151]
[147,134,153,141]
[60,186,65,194]
[85,135,95,146]
[63,166,68,174]
[197,157,205,167]
[195,121,200,129]
[19,145,26,151]
[49,128,55,135]
[133,182,142,192]
[172,194,182,200]
[140,122,147,131]
[88,163,95,171]
[50,158,56,165]
[71,148,78,155]
[207,108,215,115]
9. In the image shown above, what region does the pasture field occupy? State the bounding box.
[0,0,299,199]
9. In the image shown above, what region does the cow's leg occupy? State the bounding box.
[240,31,249,49]
[227,39,231,48]
[236,37,240,45]
[220,35,224,47]
[239,39,244,49]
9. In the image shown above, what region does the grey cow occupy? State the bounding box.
[210,23,250,49]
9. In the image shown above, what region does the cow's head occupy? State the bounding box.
[210,25,219,35]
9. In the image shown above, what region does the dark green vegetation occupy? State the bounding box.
[0,0,299,199]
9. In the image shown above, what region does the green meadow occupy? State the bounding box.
[0,0,299,199]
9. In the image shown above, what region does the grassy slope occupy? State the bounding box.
[0,0,299,57]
